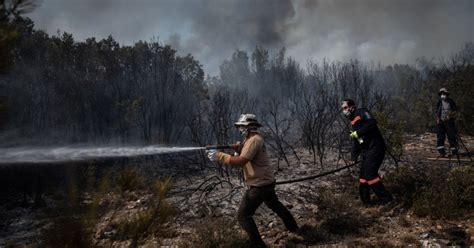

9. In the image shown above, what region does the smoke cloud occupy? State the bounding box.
[27,0,474,75]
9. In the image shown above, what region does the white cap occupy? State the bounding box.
[438,88,449,95]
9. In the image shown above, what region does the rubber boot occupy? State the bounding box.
[370,182,393,205]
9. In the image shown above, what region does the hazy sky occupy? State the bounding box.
[27,0,474,75]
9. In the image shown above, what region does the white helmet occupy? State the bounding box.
[234,114,262,128]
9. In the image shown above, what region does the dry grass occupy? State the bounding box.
[285,224,329,246]
[181,217,248,248]
[40,167,176,247]
[116,167,143,193]
[315,189,367,236]
[112,178,176,247]
[401,234,419,246]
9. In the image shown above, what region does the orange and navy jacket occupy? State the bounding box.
[350,108,386,161]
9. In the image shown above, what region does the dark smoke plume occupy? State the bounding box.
[27,0,474,74]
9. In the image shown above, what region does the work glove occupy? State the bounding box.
[448,111,458,120]
[206,149,231,164]
[207,149,218,162]
[350,131,364,144]
[350,131,359,139]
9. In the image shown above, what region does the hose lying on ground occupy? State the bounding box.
[204,144,361,185]
[275,161,360,185]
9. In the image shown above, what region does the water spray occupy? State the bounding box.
[0,144,235,164]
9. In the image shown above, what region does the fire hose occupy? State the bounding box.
[205,145,233,150]
[204,144,361,185]
[275,160,360,185]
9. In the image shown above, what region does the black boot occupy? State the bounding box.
[238,215,266,248]
[437,147,446,157]
[370,182,393,205]
[359,183,371,206]
[450,147,458,156]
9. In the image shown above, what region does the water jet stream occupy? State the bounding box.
[0,146,205,164]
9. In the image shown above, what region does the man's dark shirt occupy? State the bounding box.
[350,108,387,161]
[436,98,456,122]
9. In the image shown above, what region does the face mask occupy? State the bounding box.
[342,104,352,118]
[239,127,249,138]
[343,109,351,117]
[440,94,447,100]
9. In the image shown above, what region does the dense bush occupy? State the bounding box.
[386,164,474,218]
[413,166,474,218]
[384,165,419,207]
[374,111,404,164]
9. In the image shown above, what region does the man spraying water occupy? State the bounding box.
[207,114,299,248]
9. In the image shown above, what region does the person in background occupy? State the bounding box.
[341,99,393,206]
[207,114,299,248]
[436,88,458,157]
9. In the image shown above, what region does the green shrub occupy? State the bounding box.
[448,166,474,208]
[384,165,418,207]
[413,166,474,218]
[385,164,474,218]
[374,111,404,163]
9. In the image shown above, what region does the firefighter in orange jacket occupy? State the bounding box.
[342,99,393,206]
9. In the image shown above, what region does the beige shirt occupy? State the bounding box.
[240,134,275,187]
